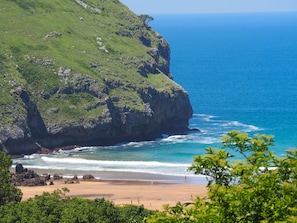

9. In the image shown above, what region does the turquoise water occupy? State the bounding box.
[13,13,297,182]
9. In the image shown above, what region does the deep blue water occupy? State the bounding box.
[13,13,297,182]
[153,12,297,152]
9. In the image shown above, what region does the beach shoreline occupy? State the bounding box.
[19,178,208,210]
[11,164,208,184]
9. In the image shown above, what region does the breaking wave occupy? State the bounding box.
[12,113,262,181]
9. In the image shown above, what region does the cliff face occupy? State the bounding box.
[0,0,193,155]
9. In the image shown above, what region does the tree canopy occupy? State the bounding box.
[147,130,297,222]
[2,131,297,222]
[0,151,22,205]
[139,14,154,26]
[0,188,155,223]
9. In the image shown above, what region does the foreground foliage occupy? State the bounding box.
[0,188,154,223]
[147,130,297,223]
[0,151,22,205]
[0,151,153,222]
[2,131,297,222]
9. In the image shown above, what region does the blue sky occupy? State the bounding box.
[120,0,297,14]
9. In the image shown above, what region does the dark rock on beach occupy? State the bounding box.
[83,174,95,181]
[12,163,50,187]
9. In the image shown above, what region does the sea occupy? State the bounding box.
[13,12,297,184]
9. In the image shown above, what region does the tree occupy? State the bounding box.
[139,14,154,26]
[0,151,22,205]
[0,188,155,222]
[147,130,297,222]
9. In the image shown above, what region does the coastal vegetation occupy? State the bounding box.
[0,187,154,222]
[1,131,297,222]
[0,0,192,155]
[139,14,154,27]
[0,152,154,222]
[147,130,297,222]
[0,152,22,205]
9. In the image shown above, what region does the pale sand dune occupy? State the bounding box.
[19,180,208,210]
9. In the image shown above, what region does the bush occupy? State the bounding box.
[0,187,155,222]
[147,130,297,223]
[0,151,22,206]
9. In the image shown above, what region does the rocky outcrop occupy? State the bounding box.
[1,85,192,155]
[83,174,95,180]
[12,163,50,186]
[0,0,193,155]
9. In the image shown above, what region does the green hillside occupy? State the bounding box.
[0,0,192,154]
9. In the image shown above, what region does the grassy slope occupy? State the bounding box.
[0,0,177,127]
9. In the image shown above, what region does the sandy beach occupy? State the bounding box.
[19,180,208,210]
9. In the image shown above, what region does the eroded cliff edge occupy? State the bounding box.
[0,0,193,155]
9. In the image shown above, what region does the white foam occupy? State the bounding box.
[53,146,96,155]
[11,113,265,180]
[110,140,157,149]
[192,113,263,133]
[23,154,36,159]
[14,164,192,177]
[161,134,188,142]
[194,114,218,121]
[221,120,263,132]
[12,164,205,178]
[197,136,220,144]
[41,157,189,167]
[29,156,193,176]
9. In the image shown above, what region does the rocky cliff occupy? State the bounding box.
[0,0,193,155]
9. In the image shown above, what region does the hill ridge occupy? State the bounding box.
[0,0,192,155]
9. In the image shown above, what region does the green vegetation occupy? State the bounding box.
[139,14,154,27]
[147,130,297,222]
[0,152,22,205]
[1,132,297,222]
[0,150,154,223]
[0,0,175,127]
[0,188,155,222]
